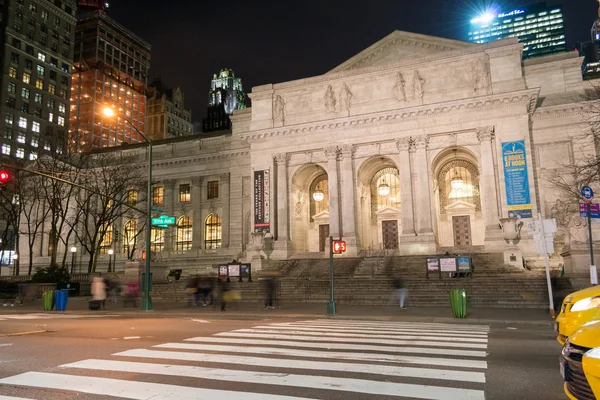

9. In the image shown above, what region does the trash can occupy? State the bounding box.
[55,289,69,311]
[42,290,54,311]
[450,288,467,318]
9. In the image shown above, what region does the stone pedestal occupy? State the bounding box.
[503,245,523,268]
[399,232,437,254]
[123,260,168,283]
[484,228,506,252]
[561,243,598,275]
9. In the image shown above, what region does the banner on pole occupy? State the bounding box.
[502,140,533,218]
[253,170,271,232]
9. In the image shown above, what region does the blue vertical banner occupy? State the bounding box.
[502,140,533,218]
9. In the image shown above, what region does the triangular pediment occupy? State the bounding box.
[329,30,477,73]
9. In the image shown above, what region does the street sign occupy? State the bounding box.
[151,206,163,213]
[580,202,600,219]
[526,219,557,235]
[332,240,347,254]
[582,186,594,203]
[151,214,175,227]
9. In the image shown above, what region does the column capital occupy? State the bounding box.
[274,153,290,166]
[163,179,176,189]
[395,137,412,152]
[324,145,339,160]
[411,135,429,151]
[219,173,231,184]
[476,126,495,142]
[192,176,204,186]
[340,144,355,159]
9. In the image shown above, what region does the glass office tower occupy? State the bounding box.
[468,2,567,59]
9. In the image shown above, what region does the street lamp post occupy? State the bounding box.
[107,249,114,273]
[70,246,77,275]
[103,107,153,311]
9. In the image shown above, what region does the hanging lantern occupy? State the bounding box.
[450,168,464,190]
[378,176,391,197]
[313,182,324,202]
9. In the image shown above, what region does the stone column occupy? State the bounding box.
[411,135,434,235]
[220,173,231,248]
[191,176,203,250]
[325,146,340,238]
[477,126,501,230]
[163,179,176,252]
[274,153,291,249]
[396,137,415,235]
[340,144,357,254]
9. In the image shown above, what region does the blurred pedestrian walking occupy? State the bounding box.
[392,275,409,310]
[91,276,106,310]
[218,278,230,311]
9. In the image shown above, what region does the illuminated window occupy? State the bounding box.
[126,190,137,206]
[371,168,401,215]
[122,220,137,254]
[18,117,27,129]
[29,152,37,160]
[35,79,43,89]
[37,65,44,75]
[31,137,38,147]
[32,121,40,132]
[150,227,164,252]
[17,133,25,143]
[48,84,55,94]
[57,116,64,126]
[309,174,329,221]
[204,213,222,249]
[4,128,12,139]
[207,180,219,199]
[99,224,113,254]
[37,52,45,62]
[179,184,190,202]
[7,83,15,94]
[176,216,192,251]
[34,93,42,103]
[5,113,14,125]
[438,159,481,214]
[16,148,24,158]
[152,186,164,205]
[9,67,17,78]
[2,145,11,155]
[21,88,29,100]
[22,73,31,84]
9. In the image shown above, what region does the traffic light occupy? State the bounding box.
[0,170,10,192]
[332,240,347,254]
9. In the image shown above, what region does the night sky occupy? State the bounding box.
[108,0,596,124]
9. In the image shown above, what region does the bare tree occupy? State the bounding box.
[71,152,146,272]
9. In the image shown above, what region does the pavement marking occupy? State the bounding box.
[184,336,487,357]
[155,342,488,369]
[277,321,490,333]
[191,319,210,323]
[0,330,47,337]
[229,328,489,343]
[252,323,490,337]
[124,336,142,340]
[114,348,486,383]
[0,314,122,320]
[293,320,491,331]
[0,372,318,400]
[0,343,13,347]
[0,395,35,400]
[62,358,485,400]
[213,332,488,349]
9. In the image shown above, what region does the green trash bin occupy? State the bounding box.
[42,290,54,311]
[450,288,467,318]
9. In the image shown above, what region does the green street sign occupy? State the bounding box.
[151,214,175,226]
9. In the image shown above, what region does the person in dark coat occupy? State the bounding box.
[218,278,230,311]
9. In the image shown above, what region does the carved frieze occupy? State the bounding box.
[274,153,291,165]
[324,145,339,160]
[340,144,355,159]
[476,126,495,142]
[395,137,412,152]
[411,135,429,151]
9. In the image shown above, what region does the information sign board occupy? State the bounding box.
[502,140,533,218]
[457,257,472,272]
[229,264,240,277]
[427,258,440,272]
[218,265,228,277]
[440,257,458,272]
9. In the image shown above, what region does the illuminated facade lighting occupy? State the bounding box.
[468,2,567,59]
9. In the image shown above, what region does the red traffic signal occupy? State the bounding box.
[0,171,10,184]
[332,240,347,254]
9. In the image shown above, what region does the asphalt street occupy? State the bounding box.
[0,315,565,400]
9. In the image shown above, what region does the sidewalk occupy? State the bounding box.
[0,297,555,326]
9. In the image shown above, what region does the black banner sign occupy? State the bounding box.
[254,170,270,232]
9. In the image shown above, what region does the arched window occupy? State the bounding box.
[123,220,137,254]
[99,223,113,254]
[309,174,329,222]
[150,227,164,252]
[370,167,401,217]
[438,159,481,213]
[176,216,192,251]
[205,213,222,249]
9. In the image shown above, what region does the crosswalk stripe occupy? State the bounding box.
[213,332,488,349]
[296,320,490,331]
[0,372,317,400]
[251,324,489,337]
[183,337,487,357]
[228,329,489,344]
[62,358,485,400]
[275,321,490,333]
[0,395,34,400]
[155,343,488,369]
[114,348,486,383]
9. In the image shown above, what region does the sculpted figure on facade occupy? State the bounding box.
[273,95,285,124]
[474,56,491,94]
[412,70,425,101]
[392,72,407,102]
[338,84,353,113]
[324,85,336,113]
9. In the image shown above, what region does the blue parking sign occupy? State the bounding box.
[582,186,594,201]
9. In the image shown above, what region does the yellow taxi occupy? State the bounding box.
[560,321,600,400]
[555,286,600,345]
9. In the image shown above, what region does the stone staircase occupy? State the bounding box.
[150,252,568,309]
